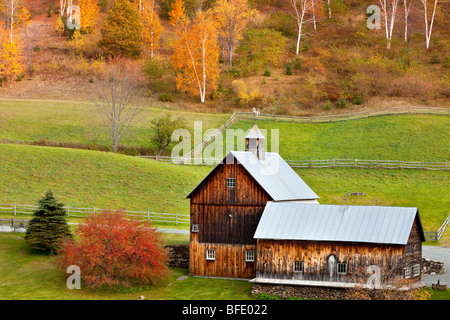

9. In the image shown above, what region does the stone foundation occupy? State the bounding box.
[165,244,189,268]
[251,283,349,300]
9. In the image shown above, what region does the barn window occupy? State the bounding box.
[245,251,255,262]
[412,264,420,277]
[404,267,411,278]
[293,261,304,272]
[226,178,236,188]
[191,224,199,232]
[337,262,347,274]
[206,249,216,261]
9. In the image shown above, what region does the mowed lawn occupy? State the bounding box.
[0,233,253,300]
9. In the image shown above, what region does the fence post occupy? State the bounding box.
[176,212,178,226]
[14,202,16,216]
[148,210,150,221]
[93,206,96,214]
[67,205,70,217]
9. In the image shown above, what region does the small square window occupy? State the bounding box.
[226,178,236,188]
[206,249,216,261]
[191,224,199,232]
[405,267,411,278]
[337,262,347,274]
[412,264,420,277]
[293,261,303,272]
[245,251,255,262]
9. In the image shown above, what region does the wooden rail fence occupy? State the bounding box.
[235,106,449,123]
[139,156,449,171]
[0,203,189,225]
[424,213,450,242]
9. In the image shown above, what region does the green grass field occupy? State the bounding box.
[0,143,448,236]
[230,115,450,161]
[0,232,252,300]
[0,99,230,152]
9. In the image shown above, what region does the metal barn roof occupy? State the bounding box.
[186,151,319,201]
[254,202,424,245]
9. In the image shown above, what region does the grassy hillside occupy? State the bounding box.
[0,143,448,236]
[230,115,450,161]
[0,99,230,154]
[0,143,210,215]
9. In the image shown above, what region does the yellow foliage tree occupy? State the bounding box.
[169,0,186,27]
[172,11,220,103]
[141,0,163,58]
[0,35,24,88]
[79,0,100,34]
[214,0,254,67]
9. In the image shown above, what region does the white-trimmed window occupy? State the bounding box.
[404,267,411,279]
[191,224,199,232]
[337,262,348,274]
[412,264,420,277]
[226,178,236,188]
[206,249,216,261]
[245,251,255,262]
[293,261,304,273]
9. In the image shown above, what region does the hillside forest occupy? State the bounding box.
[0,0,449,115]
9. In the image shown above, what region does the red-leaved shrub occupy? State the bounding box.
[58,210,168,290]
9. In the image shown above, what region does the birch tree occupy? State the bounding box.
[289,0,314,55]
[0,0,21,43]
[95,57,145,153]
[419,0,440,49]
[403,0,414,42]
[141,0,163,58]
[379,0,400,49]
[172,11,220,103]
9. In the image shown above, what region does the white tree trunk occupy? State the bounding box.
[421,0,438,49]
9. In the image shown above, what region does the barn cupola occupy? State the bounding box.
[245,124,265,160]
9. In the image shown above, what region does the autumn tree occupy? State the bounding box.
[213,0,254,67]
[141,0,163,58]
[169,0,185,27]
[0,0,21,42]
[419,0,442,49]
[0,34,24,88]
[57,210,168,290]
[100,0,143,57]
[172,11,220,103]
[79,0,100,34]
[379,0,400,49]
[94,56,145,153]
[289,0,314,55]
[25,190,72,254]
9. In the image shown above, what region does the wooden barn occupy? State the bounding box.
[186,124,319,279]
[253,202,425,288]
[186,124,426,289]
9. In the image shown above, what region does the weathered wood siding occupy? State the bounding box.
[256,240,406,283]
[189,158,270,278]
[190,233,256,279]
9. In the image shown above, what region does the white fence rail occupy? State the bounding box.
[424,213,450,242]
[0,203,189,225]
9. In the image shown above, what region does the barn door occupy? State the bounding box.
[327,254,337,281]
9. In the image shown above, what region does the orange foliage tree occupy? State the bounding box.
[57,210,169,290]
[141,0,163,58]
[79,0,100,34]
[213,0,254,67]
[0,34,23,88]
[172,11,220,103]
[168,0,185,27]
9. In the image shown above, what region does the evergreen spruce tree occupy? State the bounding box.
[100,0,143,57]
[25,190,72,254]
